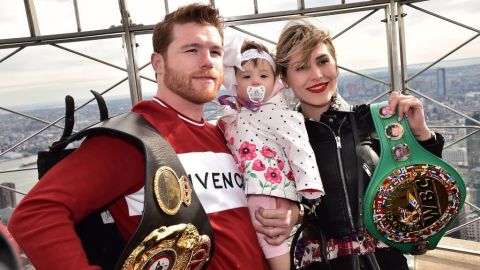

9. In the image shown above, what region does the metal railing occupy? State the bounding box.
[0,0,479,263]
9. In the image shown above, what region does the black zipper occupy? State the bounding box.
[318,117,356,233]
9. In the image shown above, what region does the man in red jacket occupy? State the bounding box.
[8,3,299,270]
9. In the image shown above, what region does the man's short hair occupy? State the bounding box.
[152,3,224,56]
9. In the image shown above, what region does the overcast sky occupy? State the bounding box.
[0,0,479,108]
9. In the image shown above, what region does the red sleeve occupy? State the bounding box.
[8,135,144,270]
[0,223,20,261]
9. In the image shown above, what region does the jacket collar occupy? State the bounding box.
[328,93,352,112]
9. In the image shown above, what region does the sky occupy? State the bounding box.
[0,0,479,108]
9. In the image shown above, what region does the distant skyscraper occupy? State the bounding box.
[466,112,480,171]
[436,68,446,97]
[464,215,480,242]
[443,148,468,167]
[462,187,480,241]
[449,112,480,240]
[457,112,480,241]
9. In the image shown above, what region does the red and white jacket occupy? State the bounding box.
[9,97,267,270]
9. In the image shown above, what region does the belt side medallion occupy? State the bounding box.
[154,166,192,215]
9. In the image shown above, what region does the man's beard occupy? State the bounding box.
[163,62,221,105]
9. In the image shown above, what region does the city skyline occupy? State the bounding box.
[1,0,480,107]
[1,1,480,260]
[1,54,478,112]
[2,60,478,154]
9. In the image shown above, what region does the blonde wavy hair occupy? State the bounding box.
[276,21,336,80]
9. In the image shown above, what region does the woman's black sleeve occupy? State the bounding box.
[418,132,445,158]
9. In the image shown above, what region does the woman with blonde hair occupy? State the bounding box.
[276,21,444,269]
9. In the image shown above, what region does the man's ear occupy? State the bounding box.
[151,52,165,76]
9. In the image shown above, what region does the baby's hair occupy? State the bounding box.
[236,40,274,71]
[241,40,269,54]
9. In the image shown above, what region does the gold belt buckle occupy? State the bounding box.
[121,223,211,270]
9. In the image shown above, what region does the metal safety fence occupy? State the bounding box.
[0,0,479,265]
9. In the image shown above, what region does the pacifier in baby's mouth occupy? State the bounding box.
[247,85,265,102]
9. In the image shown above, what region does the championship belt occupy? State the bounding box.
[363,101,466,254]
[39,92,213,269]
[100,114,214,270]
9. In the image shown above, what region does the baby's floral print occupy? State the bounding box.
[222,101,323,202]
[277,159,285,170]
[239,160,246,173]
[260,146,277,158]
[286,171,295,181]
[264,167,282,184]
[252,159,266,171]
[239,141,257,160]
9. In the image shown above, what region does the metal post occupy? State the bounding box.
[164,0,169,15]
[397,3,408,94]
[384,0,402,93]
[73,0,82,32]
[0,183,17,208]
[118,0,143,105]
[384,6,394,92]
[297,0,305,10]
[23,0,41,37]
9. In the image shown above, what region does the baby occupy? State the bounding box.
[218,36,324,270]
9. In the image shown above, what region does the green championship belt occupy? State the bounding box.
[364,101,466,254]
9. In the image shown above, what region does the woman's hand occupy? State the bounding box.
[388,91,433,141]
[254,198,299,245]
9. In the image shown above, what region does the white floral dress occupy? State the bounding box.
[219,92,324,201]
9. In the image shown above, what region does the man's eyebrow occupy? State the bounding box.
[180,43,201,49]
[180,43,223,51]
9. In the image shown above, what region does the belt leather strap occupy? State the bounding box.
[49,112,214,269]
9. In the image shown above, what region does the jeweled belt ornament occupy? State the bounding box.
[364,101,466,254]
[121,223,211,270]
[120,166,211,270]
